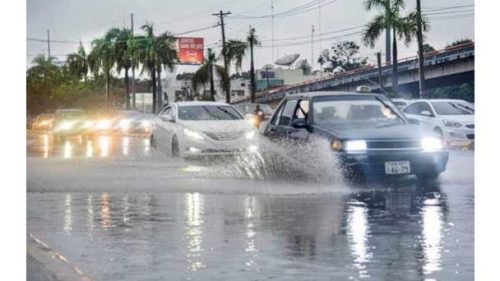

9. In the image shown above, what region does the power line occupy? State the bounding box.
[230,0,337,19]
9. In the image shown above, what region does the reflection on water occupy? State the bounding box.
[63,141,72,159]
[143,139,150,155]
[42,134,49,158]
[36,181,469,281]
[98,136,110,158]
[86,140,93,158]
[346,201,372,279]
[122,137,129,156]
[422,197,444,275]
[101,192,111,229]
[64,193,72,234]
[185,193,205,271]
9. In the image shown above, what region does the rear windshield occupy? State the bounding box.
[431,101,474,115]
[178,105,243,121]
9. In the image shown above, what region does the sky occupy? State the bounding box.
[27,0,474,77]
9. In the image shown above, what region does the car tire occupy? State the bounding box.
[171,135,180,158]
[150,135,157,149]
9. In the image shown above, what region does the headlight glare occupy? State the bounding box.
[421,136,443,152]
[245,130,256,139]
[331,139,343,151]
[183,128,204,140]
[345,140,367,152]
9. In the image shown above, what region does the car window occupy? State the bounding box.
[294,100,309,119]
[278,99,298,126]
[271,102,285,126]
[403,102,421,115]
[161,107,172,117]
[419,102,434,116]
[431,101,474,115]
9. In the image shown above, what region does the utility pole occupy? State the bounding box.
[385,2,391,64]
[212,10,231,103]
[311,25,315,71]
[249,26,256,103]
[416,0,426,99]
[271,0,275,63]
[318,0,322,72]
[130,13,137,110]
[377,52,383,91]
[47,30,51,59]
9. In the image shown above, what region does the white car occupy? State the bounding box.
[391,98,413,110]
[151,101,259,158]
[402,99,474,146]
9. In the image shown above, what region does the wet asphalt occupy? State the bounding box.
[27,131,474,281]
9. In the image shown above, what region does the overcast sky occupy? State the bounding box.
[27,0,474,76]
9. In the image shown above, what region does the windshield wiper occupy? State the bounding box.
[455,103,474,113]
[448,102,471,114]
[216,106,240,120]
[202,106,221,120]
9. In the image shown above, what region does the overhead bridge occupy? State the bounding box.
[235,42,474,106]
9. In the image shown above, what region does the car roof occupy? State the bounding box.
[284,91,385,99]
[413,99,469,103]
[174,101,231,106]
[55,108,84,112]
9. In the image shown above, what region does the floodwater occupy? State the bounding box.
[27,132,474,280]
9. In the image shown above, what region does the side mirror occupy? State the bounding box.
[420,110,433,117]
[408,118,420,125]
[291,118,307,129]
[161,115,175,122]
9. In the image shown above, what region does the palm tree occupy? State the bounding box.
[362,0,422,95]
[192,48,228,101]
[88,36,115,107]
[130,23,177,113]
[28,54,58,82]
[107,28,134,109]
[226,40,248,73]
[66,42,89,81]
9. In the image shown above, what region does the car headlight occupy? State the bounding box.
[421,136,443,152]
[245,130,256,139]
[183,128,204,140]
[120,119,131,129]
[331,139,343,151]
[57,121,75,131]
[345,140,367,152]
[443,119,462,128]
[97,119,112,130]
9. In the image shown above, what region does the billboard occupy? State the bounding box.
[177,37,204,65]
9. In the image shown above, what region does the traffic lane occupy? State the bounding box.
[27,149,474,281]
[27,178,473,280]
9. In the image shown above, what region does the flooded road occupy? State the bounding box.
[27,131,474,280]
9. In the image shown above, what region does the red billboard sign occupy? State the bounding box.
[177,37,204,65]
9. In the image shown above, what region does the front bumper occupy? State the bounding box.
[337,149,449,176]
[443,127,474,146]
[180,137,258,157]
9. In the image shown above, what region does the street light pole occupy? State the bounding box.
[130,13,137,110]
[416,0,426,99]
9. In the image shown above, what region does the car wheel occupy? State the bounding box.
[171,135,180,158]
[434,127,444,140]
[150,135,157,149]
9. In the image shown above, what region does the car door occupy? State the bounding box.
[416,101,436,128]
[265,99,298,140]
[282,99,311,142]
[156,106,173,150]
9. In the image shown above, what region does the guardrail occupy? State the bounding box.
[235,42,475,104]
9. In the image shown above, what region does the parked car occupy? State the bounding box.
[151,102,258,159]
[401,99,474,147]
[261,91,449,179]
[391,98,413,110]
[234,103,274,128]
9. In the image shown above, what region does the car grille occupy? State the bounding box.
[466,124,474,129]
[467,134,474,140]
[366,140,421,150]
[204,131,244,141]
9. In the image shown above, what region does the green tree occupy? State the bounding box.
[192,48,228,101]
[318,41,368,73]
[446,38,473,48]
[422,43,435,53]
[362,0,428,95]
[129,23,177,113]
[66,43,89,81]
[88,36,115,107]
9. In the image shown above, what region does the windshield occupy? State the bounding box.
[392,101,408,107]
[178,105,243,121]
[312,96,404,128]
[432,101,474,115]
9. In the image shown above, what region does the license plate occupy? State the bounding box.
[385,161,411,175]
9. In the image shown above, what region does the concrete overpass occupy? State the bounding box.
[235,42,474,107]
